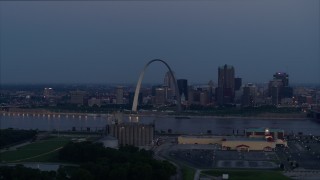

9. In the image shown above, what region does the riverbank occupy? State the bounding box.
[128,111,309,120]
[1,109,308,120]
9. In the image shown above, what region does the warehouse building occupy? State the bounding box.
[222,137,275,152]
[177,128,287,151]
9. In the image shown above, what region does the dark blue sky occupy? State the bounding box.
[1,0,319,85]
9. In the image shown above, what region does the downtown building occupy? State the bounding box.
[216,64,235,105]
[155,88,166,105]
[163,71,176,101]
[188,86,211,106]
[242,83,256,107]
[177,79,188,102]
[268,72,293,105]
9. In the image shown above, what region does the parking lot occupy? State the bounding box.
[216,160,277,169]
[163,135,320,171]
[275,135,320,170]
[168,145,278,169]
[169,149,214,168]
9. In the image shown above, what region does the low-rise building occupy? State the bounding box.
[177,127,287,151]
[222,137,276,151]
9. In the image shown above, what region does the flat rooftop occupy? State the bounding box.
[179,135,268,142]
[225,137,267,142]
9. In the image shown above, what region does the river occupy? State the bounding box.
[1,113,320,135]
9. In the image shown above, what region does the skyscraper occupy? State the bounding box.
[208,80,214,103]
[155,88,166,105]
[234,77,242,91]
[268,72,293,105]
[177,79,188,101]
[216,64,235,104]
[242,83,256,107]
[163,71,176,96]
[273,72,289,86]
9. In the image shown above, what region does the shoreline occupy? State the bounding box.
[130,114,310,120]
[0,111,310,120]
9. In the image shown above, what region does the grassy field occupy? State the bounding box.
[0,137,70,162]
[202,169,290,180]
[181,165,196,180]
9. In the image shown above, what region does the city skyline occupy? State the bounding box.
[1,1,319,84]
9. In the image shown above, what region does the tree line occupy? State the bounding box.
[0,142,176,180]
[0,129,37,148]
[58,142,176,180]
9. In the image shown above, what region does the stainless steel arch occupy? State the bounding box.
[132,59,181,112]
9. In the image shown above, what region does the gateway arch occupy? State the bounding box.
[132,59,181,112]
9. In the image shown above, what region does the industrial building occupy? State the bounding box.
[107,123,154,147]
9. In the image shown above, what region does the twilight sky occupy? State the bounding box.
[1,0,319,85]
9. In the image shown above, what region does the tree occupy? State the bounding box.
[58,143,177,180]
[71,169,94,180]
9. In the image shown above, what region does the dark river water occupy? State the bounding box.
[1,113,320,135]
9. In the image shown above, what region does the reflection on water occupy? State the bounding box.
[1,114,320,135]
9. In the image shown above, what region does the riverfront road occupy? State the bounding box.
[153,137,182,180]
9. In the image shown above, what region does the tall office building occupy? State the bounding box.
[116,86,124,104]
[268,72,293,105]
[151,85,162,96]
[155,88,166,105]
[234,78,242,91]
[216,64,235,104]
[200,91,209,106]
[242,83,256,107]
[163,71,176,97]
[208,80,214,103]
[273,72,289,86]
[177,79,188,101]
[188,86,194,104]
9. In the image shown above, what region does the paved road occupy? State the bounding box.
[0,141,32,153]
[153,137,182,180]
[194,169,201,180]
[9,147,63,163]
[0,162,78,171]
[283,169,320,180]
